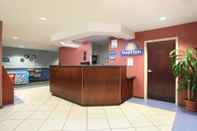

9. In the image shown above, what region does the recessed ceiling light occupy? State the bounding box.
[12,36,20,40]
[59,41,80,48]
[160,17,167,21]
[40,17,47,21]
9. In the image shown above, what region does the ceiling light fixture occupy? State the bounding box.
[40,17,47,21]
[12,36,20,40]
[59,41,80,48]
[160,17,167,21]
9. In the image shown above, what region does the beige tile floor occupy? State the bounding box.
[0,86,176,131]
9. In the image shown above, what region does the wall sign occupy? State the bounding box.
[121,48,144,56]
[121,41,144,56]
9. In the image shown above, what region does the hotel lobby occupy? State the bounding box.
[0,0,197,131]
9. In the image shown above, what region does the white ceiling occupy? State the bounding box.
[73,36,110,44]
[0,0,197,51]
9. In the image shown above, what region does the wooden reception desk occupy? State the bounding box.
[50,65,134,106]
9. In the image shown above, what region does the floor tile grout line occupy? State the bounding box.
[103,107,112,131]
[123,103,164,130]
[36,99,60,131]
[11,96,53,131]
[139,109,163,131]
[14,95,55,131]
[60,104,74,131]
[11,119,27,131]
[8,111,34,120]
[11,107,43,131]
[0,110,24,122]
[87,107,88,131]
[119,106,136,131]
[1,92,51,130]
[31,95,54,112]
[149,111,176,130]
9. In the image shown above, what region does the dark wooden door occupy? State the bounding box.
[147,40,175,103]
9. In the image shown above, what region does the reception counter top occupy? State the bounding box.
[50,65,135,106]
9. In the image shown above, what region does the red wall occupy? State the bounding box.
[0,21,2,106]
[108,39,144,97]
[135,21,197,105]
[107,22,197,105]
[59,42,92,65]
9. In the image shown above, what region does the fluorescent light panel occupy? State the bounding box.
[12,36,19,40]
[59,41,80,48]
[40,17,47,21]
[160,16,167,21]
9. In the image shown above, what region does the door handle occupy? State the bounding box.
[148,69,152,73]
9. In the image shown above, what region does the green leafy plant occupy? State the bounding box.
[169,48,197,101]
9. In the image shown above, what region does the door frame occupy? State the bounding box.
[144,37,179,105]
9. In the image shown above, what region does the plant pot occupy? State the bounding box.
[184,100,197,112]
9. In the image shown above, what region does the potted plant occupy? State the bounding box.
[170,48,197,112]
